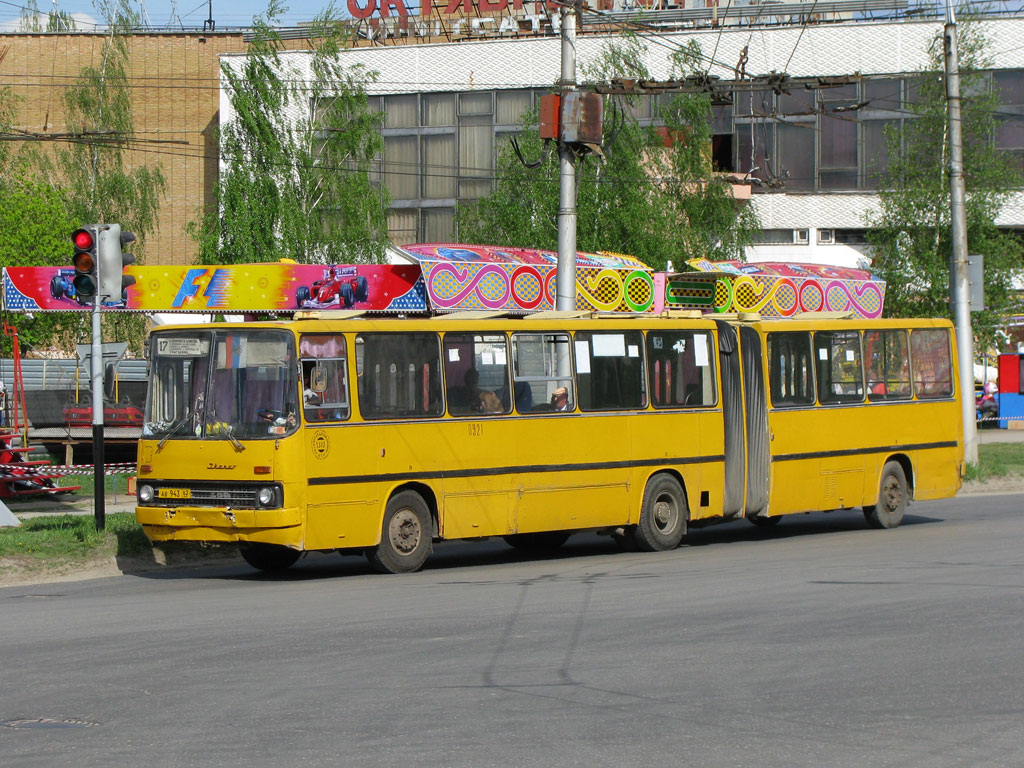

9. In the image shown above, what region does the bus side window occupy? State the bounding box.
[815,330,864,405]
[575,331,646,411]
[646,330,715,408]
[356,332,444,419]
[911,329,953,399]
[511,332,574,413]
[768,332,815,407]
[443,333,510,417]
[299,334,350,422]
[865,330,911,401]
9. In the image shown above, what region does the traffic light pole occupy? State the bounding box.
[90,294,105,531]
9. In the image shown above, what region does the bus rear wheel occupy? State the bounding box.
[748,514,781,528]
[864,461,908,529]
[238,543,301,572]
[367,491,432,574]
[633,474,687,552]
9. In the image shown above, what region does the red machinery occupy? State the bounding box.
[1,321,81,499]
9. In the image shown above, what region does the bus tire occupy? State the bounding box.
[503,531,570,552]
[367,491,432,574]
[748,514,781,528]
[864,461,908,529]
[238,543,301,572]
[634,474,687,552]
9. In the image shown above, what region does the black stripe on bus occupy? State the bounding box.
[308,454,726,487]
[772,440,958,463]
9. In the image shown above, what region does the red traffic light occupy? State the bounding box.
[73,229,94,251]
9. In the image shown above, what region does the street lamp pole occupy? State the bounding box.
[944,1,978,464]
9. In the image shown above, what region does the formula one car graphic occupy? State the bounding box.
[49,268,129,308]
[295,266,369,309]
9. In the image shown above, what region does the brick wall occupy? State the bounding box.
[0,32,247,266]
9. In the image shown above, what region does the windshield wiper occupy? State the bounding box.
[220,425,245,452]
[155,411,197,452]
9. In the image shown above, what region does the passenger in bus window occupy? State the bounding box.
[514,381,533,411]
[458,368,503,414]
[551,387,570,411]
[302,364,322,407]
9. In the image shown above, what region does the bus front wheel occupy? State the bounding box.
[864,461,908,529]
[238,543,301,572]
[367,491,432,574]
[634,474,687,551]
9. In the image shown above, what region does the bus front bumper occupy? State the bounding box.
[136,505,302,545]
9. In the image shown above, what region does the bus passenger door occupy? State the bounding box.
[740,325,770,517]
[716,322,745,518]
[715,322,770,518]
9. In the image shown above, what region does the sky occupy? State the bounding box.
[0,0,344,32]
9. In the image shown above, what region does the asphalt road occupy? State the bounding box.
[2,494,1023,768]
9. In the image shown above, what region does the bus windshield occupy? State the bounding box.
[144,329,299,441]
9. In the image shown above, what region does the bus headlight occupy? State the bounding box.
[257,487,275,507]
[138,484,154,504]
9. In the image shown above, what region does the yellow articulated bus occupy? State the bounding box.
[135,311,963,574]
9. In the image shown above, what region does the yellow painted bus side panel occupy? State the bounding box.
[627,409,722,523]
[768,400,962,515]
[302,422,383,549]
[514,413,632,533]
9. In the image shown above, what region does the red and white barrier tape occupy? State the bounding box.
[0,462,136,477]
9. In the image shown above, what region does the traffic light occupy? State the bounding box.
[71,225,99,300]
[98,223,136,303]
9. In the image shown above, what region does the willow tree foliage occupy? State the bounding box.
[18,0,77,31]
[58,1,165,246]
[457,36,756,270]
[868,26,1023,348]
[192,1,388,265]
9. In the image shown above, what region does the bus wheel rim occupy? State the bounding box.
[882,475,901,512]
[389,509,421,554]
[654,496,678,533]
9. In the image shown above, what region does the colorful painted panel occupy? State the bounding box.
[2,264,428,314]
[402,243,655,313]
[686,259,876,281]
[661,262,886,319]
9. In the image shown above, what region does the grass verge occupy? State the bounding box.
[0,508,236,584]
[965,441,1024,483]
[0,513,150,561]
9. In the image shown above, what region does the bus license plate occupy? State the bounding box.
[157,488,192,500]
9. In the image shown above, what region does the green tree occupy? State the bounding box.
[0,63,78,355]
[191,1,389,265]
[457,36,756,270]
[0,170,80,357]
[868,25,1023,348]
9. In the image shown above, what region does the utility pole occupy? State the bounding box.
[944,1,978,464]
[555,2,578,312]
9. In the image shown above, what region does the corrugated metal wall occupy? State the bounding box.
[0,359,147,390]
[0,359,147,429]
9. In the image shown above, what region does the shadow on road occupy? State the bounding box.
[125,507,945,583]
